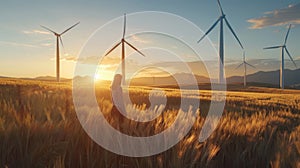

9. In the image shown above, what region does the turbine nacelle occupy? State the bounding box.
[198,0,244,83]
[235,51,255,70]
[104,14,145,84]
[235,51,255,87]
[40,22,80,82]
[198,0,243,49]
[263,24,297,89]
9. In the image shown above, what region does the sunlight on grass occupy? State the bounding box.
[0,79,299,167]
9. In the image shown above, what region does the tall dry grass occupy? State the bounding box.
[0,78,299,167]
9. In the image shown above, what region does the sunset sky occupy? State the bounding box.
[0,0,300,80]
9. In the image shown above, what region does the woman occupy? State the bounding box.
[110,74,126,123]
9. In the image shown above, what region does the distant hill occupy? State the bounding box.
[0,76,72,83]
[227,69,300,89]
[0,68,299,89]
[0,76,9,78]
[130,73,211,86]
[31,76,71,82]
[130,68,300,89]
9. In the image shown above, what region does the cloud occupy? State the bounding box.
[0,41,38,48]
[48,53,76,61]
[77,56,120,65]
[61,55,77,62]
[134,67,170,77]
[59,55,121,65]
[248,3,300,29]
[23,30,51,35]
[40,43,52,47]
[129,34,151,44]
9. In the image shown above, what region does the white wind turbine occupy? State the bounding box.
[264,24,297,89]
[235,51,255,87]
[104,14,145,84]
[41,22,80,82]
[198,0,244,84]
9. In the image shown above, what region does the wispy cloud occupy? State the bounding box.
[62,55,99,64]
[23,29,51,35]
[40,43,52,47]
[48,53,75,61]
[248,3,300,29]
[129,34,151,44]
[134,67,169,77]
[60,54,76,62]
[59,55,122,65]
[70,56,138,72]
[0,41,38,48]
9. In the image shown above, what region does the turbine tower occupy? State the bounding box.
[41,22,80,82]
[104,13,145,84]
[235,51,255,87]
[198,0,244,83]
[264,24,297,89]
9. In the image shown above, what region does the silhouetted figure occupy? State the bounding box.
[110,74,126,124]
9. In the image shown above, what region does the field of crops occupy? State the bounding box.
[0,78,299,167]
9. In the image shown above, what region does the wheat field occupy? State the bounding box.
[0,78,299,167]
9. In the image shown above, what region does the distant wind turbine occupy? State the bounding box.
[104,14,145,84]
[197,0,244,84]
[41,22,80,82]
[235,51,255,87]
[264,24,297,89]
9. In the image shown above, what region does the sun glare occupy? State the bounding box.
[94,74,101,81]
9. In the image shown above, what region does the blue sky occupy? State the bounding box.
[0,0,300,79]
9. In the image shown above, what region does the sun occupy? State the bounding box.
[94,74,101,81]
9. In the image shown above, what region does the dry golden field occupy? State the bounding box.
[0,78,299,167]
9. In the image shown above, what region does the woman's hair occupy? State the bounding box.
[111,74,122,88]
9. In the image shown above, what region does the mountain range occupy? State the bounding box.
[2,67,298,89]
[130,68,300,89]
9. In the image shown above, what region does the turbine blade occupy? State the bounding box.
[59,36,65,50]
[235,63,244,70]
[263,46,282,50]
[246,62,255,68]
[285,47,297,68]
[217,0,224,15]
[104,42,121,56]
[284,24,292,45]
[197,18,221,43]
[124,40,145,56]
[40,25,57,34]
[123,14,126,38]
[60,22,80,35]
[224,17,243,49]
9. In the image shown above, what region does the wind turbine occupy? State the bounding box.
[235,51,255,87]
[41,22,80,82]
[264,24,297,89]
[197,0,244,83]
[104,13,145,84]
